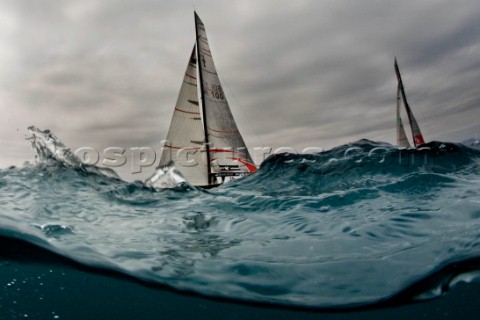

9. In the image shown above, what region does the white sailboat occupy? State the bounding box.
[156,12,256,188]
[394,58,426,148]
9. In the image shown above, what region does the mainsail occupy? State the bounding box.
[158,12,256,187]
[195,13,256,183]
[394,58,426,148]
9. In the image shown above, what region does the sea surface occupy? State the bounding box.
[1,127,480,319]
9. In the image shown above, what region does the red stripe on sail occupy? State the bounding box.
[208,127,239,134]
[209,148,246,156]
[229,158,257,173]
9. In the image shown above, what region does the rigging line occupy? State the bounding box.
[221,77,265,148]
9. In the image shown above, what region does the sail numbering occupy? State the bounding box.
[156,12,257,188]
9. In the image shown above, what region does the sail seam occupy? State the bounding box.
[200,69,217,76]
[164,145,203,150]
[174,108,200,115]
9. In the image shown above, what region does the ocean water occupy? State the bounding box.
[1,128,480,319]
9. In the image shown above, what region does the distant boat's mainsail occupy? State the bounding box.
[158,12,256,187]
[396,84,411,148]
[394,58,426,148]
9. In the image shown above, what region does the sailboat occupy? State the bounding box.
[394,58,426,148]
[157,12,256,188]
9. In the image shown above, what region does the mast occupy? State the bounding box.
[194,11,213,185]
[394,58,412,124]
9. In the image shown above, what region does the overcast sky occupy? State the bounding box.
[1,0,479,180]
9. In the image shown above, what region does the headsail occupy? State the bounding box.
[194,12,256,183]
[158,47,209,186]
[394,58,426,148]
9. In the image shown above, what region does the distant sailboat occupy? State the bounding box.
[394,58,426,148]
[157,12,256,188]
